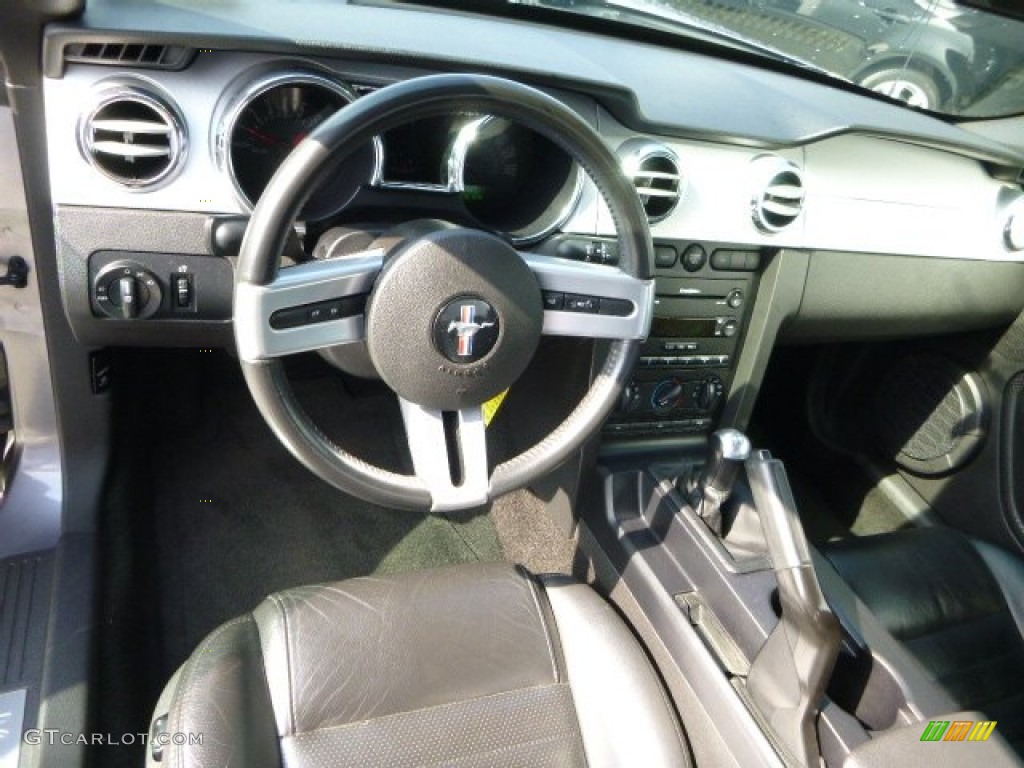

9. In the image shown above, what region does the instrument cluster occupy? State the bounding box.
[216,67,583,242]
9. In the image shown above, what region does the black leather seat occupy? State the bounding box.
[148,562,690,767]
[822,527,1024,754]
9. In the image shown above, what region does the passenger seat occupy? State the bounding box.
[821,526,1024,755]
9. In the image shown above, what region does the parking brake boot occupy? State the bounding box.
[744,449,840,768]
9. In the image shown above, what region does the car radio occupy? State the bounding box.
[604,241,763,438]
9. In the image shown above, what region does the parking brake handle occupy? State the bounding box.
[745,449,840,768]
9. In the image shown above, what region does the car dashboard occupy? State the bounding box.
[40,0,1024,442]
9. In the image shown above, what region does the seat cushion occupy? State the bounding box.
[823,527,1024,754]
[152,562,689,768]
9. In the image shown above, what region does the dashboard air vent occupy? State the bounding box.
[619,140,684,223]
[750,155,805,232]
[64,42,193,70]
[78,87,186,188]
[1006,196,1024,251]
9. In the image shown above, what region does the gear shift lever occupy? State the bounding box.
[690,428,752,534]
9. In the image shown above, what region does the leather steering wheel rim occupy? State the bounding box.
[234,73,653,511]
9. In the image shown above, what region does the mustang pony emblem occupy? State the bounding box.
[448,305,496,357]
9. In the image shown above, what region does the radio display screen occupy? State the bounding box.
[651,316,717,338]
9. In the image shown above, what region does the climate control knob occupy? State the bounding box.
[93,262,163,320]
[620,382,643,413]
[651,378,685,413]
[696,376,725,411]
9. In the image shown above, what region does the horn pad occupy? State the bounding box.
[365,229,543,411]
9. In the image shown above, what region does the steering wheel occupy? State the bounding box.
[234,74,654,512]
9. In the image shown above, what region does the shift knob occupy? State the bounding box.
[700,428,752,498]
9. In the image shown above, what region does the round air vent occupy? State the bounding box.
[619,139,684,223]
[1005,196,1024,251]
[78,85,186,188]
[750,155,805,232]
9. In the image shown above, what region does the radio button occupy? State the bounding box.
[711,249,760,271]
[655,245,678,268]
[681,244,707,272]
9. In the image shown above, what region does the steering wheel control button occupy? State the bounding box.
[366,227,542,411]
[434,298,500,363]
[654,244,677,268]
[681,244,707,272]
[269,295,367,330]
[599,298,634,316]
[542,291,565,310]
[564,294,599,313]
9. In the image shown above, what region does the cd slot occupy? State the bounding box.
[656,277,746,301]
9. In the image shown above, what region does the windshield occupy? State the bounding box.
[514,0,1024,118]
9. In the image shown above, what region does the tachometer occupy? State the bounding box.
[223,72,376,220]
[450,116,582,243]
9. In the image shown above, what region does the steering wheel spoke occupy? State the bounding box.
[235,250,383,361]
[519,252,654,340]
[399,399,489,513]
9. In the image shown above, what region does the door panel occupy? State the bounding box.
[0,105,63,558]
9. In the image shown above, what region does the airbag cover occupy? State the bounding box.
[366,229,542,410]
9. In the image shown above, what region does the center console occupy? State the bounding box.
[603,240,763,438]
[582,431,1023,768]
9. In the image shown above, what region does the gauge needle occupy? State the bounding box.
[242,126,280,146]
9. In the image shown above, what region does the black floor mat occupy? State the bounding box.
[750,347,912,545]
[96,351,501,767]
[151,362,501,672]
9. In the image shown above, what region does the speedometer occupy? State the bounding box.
[222,72,376,220]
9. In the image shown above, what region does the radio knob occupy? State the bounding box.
[697,376,724,411]
[726,289,744,309]
[651,379,684,413]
